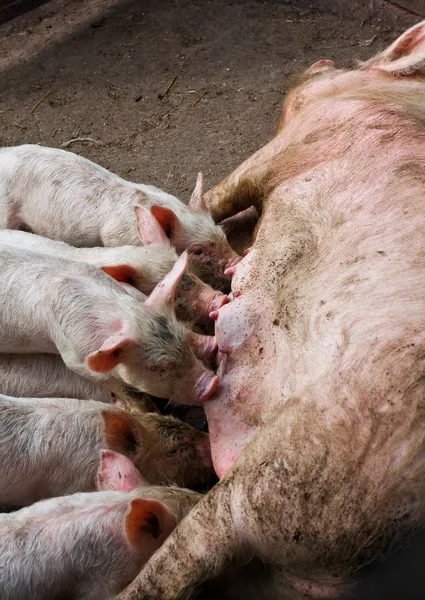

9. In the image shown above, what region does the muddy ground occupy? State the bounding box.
[0,0,417,202]
[1,1,424,598]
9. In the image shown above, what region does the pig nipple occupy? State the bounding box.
[224,265,237,276]
[223,255,242,277]
[197,373,220,402]
[209,293,230,314]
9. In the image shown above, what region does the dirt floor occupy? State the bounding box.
[1,1,425,596]
[0,0,417,202]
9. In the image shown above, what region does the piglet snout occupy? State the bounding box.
[196,371,220,402]
[196,287,229,321]
[189,332,218,364]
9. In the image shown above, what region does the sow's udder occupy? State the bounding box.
[206,290,274,479]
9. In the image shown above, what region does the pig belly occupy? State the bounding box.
[207,293,279,478]
[205,372,260,479]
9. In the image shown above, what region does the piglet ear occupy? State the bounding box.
[150,205,180,240]
[97,449,148,492]
[102,409,140,456]
[125,498,174,548]
[100,264,138,285]
[134,205,170,246]
[145,251,188,311]
[86,334,136,374]
[111,395,135,412]
[189,172,207,212]
[362,20,425,76]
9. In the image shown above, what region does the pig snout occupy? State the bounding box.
[169,363,220,405]
[189,333,218,365]
[189,284,229,323]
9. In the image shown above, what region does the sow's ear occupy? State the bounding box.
[362,20,425,76]
[125,498,174,549]
[86,333,136,374]
[97,449,148,492]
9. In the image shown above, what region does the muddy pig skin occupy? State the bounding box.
[0,216,229,325]
[0,245,219,404]
[0,449,200,600]
[0,145,241,288]
[118,21,425,600]
[0,394,213,506]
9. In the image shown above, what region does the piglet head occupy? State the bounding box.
[97,451,197,567]
[186,172,242,289]
[175,266,230,325]
[147,173,241,290]
[129,413,216,489]
[88,253,219,405]
[134,206,229,323]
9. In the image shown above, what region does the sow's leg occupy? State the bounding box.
[118,401,419,600]
[204,134,286,222]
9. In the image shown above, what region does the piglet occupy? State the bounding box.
[0,244,219,404]
[0,353,113,402]
[0,353,160,413]
[0,450,200,600]
[0,394,214,506]
[0,207,229,324]
[0,144,241,288]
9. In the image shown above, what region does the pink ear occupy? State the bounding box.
[125,498,173,548]
[134,205,170,246]
[100,264,138,285]
[145,251,188,310]
[87,333,136,374]
[189,172,207,212]
[150,205,179,239]
[362,20,425,76]
[97,449,148,492]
